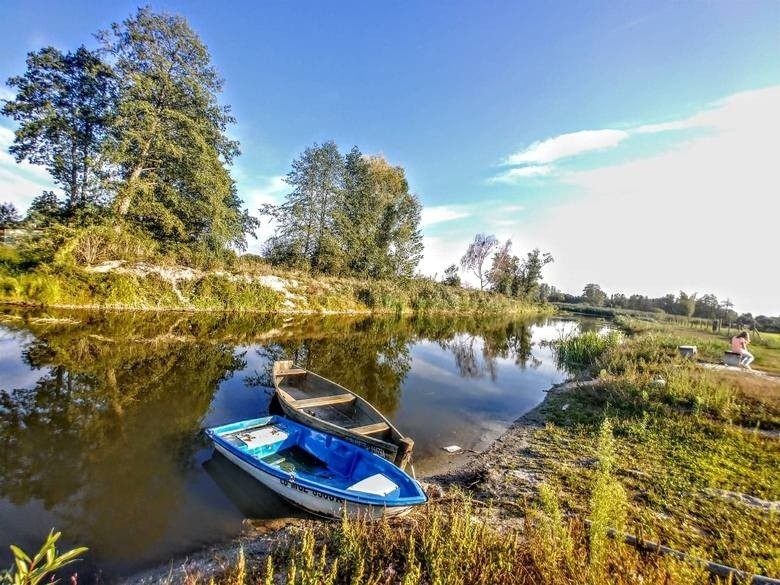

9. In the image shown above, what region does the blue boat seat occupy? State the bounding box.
[346,473,399,497]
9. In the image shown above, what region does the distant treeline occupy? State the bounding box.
[547,282,780,333]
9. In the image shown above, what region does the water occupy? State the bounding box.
[0,309,593,580]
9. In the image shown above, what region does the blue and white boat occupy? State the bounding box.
[206,416,427,519]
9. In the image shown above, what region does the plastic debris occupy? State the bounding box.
[442,445,462,453]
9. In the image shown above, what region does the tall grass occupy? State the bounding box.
[553,330,622,372]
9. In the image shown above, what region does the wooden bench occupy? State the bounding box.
[290,394,355,409]
[350,422,390,436]
[723,351,743,367]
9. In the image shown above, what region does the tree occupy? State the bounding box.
[0,202,21,228]
[486,239,517,295]
[26,191,63,227]
[442,264,461,287]
[582,283,607,307]
[2,46,115,213]
[263,145,422,277]
[515,248,554,300]
[676,291,697,317]
[461,234,497,290]
[98,7,251,250]
[262,141,344,270]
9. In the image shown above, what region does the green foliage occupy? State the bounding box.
[1,530,87,585]
[263,144,423,278]
[486,240,553,300]
[587,419,627,583]
[2,46,115,212]
[99,7,253,251]
[553,330,622,372]
[0,203,22,228]
[582,283,607,307]
[442,264,461,287]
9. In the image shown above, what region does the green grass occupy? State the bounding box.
[552,329,623,373]
[614,315,780,375]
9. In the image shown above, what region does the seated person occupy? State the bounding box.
[731,331,754,369]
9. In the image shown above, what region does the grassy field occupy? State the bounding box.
[614,315,780,375]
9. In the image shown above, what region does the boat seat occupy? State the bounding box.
[281,368,307,376]
[234,426,289,450]
[291,394,355,409]
[350,422,390,435]
[346,473,399,496]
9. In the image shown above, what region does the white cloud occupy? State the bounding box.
[242,175,288,210]
[530,85,780,315]
[489,165,553,184]
[420,205,469,227]
[0,87,15,102]
[0,125,58,209]
[504,129,629,166]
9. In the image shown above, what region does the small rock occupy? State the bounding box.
[443,445,462,453]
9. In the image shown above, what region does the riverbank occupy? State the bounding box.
[117,323,780,585]
[0,257,548,315]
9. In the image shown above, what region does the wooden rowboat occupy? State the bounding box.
[272,360,414,469]
[206,415,426,518]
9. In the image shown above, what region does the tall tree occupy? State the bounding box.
[262,141,344,270]
[2,46,115,213]
[515,248,554,300]
[366,156,422,278]
[486,239,517,295]
[264,145,422,277]
[582,283,607,306]
[98,7,251,250]
[461,233,497,290]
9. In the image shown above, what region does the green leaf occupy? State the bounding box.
[8,546,31,565]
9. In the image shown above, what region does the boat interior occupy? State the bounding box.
[217,419,411,498]
[277,370,394,440]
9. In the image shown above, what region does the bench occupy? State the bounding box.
[723,351,743,367]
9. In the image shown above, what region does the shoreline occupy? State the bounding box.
[120,376,584,585]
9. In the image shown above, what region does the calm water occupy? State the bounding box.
[0,309,596,580]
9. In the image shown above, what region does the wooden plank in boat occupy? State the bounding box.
[351,422,390,435]
[282,368,307,376]
[291,394,355,409]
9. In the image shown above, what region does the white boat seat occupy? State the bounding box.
[346,473,399,496]
[236,426,288,449]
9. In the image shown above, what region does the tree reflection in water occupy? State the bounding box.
[0,308,569,574]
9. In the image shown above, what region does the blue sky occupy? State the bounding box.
[1,1,779,313]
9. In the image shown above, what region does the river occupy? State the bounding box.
[0,308,598,580]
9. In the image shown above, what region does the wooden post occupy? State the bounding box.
[395,437,415,470]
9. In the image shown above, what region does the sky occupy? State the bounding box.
[1,1,779,314]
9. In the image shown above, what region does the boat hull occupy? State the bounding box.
[213,443,412,519]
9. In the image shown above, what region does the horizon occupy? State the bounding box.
[1,1,778,314]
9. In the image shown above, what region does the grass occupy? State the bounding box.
[0,244,550,315]
[614,315,780,375]
[552,329,622,373]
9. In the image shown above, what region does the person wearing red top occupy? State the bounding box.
[731,331,754,369]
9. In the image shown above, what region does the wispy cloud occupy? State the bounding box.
[488,165,553,184]
[491,99,724,184]
[504,129,629,166]
[421,205,469,227]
